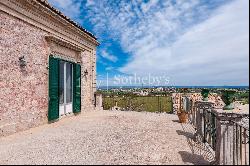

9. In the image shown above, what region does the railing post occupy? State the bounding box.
[194,101,215,141]
[212,109,249,165]
[95,93,103,111]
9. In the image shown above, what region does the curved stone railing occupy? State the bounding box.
[172,93,249,165]
[189,100,249,165]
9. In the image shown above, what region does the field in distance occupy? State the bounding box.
[103,96,173,113]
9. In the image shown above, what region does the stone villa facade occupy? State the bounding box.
[0,0,99,137]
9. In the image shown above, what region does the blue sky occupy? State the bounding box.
[48,0,249,86]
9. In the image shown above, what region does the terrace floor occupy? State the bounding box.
[0,110,213,165]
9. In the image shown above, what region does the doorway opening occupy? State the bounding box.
[59,61,73,116]
[48,56,81,121]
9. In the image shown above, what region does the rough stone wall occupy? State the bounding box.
[81,51,95,111]
[0,11,97,137]
[0,11,49,136]
[92,49,97,108]
[171,93,225,114]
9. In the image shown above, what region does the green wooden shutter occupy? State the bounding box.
[73,63,81,113]
[48,56,59,121]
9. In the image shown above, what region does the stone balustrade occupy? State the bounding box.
[172,93,249,165]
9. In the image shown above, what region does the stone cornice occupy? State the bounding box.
[45,36,84,63]
[37,0,98,41]
[45,36,83,53]
[0,0,99,52]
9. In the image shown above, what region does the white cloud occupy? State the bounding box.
[86,0,95,7]
[141,0,159,13]
[105,66,114,71]
[120,0,249,85]
[101,50,118,62]
[49,0,249,86]
[48,0,81,20]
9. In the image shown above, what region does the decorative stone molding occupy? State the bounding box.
[0,0,98,52]
[37,0,97,40]
[45,36,83,52]
[45,36,82,63]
